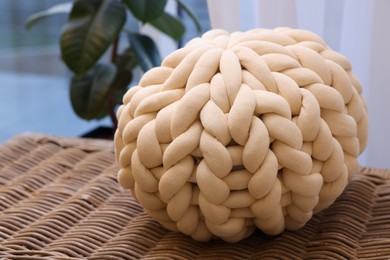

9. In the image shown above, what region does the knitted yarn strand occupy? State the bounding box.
[115,28,368,242]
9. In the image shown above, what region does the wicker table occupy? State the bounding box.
[0,133,389,259]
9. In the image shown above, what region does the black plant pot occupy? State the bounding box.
[81,126,115,140]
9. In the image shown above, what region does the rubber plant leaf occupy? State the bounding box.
[175,0,201,32]
[70,63,117,120]
[127,33,161,72]
[149,12,185,41]
[61,0,126,75]
[111,47,138,92]
[124,0,167,23]
[25,2,73,30]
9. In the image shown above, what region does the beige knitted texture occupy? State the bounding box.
[114,28,368,242]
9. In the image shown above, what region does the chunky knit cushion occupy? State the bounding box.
[114,28,368,242]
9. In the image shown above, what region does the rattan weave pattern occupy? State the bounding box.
[0,133,389,259]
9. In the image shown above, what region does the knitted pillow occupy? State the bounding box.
[114,28,368,242]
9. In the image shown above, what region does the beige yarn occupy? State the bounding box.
[114,28,368,242]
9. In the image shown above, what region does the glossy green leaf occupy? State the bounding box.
[70,63,117,120]
[61,0,126,75]
[149,12,185,40]
[124,0,167,23]
[175,0,201,32]
[127,33,161,72]
[25,2,73,31]
[116,47,138,74]
[110,47,137,93]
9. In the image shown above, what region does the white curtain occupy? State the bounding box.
[207,0,390,168]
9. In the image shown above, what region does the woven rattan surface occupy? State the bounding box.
[0,133,389,259]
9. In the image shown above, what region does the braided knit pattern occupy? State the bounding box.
[114,28,368,242]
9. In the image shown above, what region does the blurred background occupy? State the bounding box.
[0,0,389,168]
[0,0,210,143]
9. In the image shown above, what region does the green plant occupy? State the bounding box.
[26,0,200,128]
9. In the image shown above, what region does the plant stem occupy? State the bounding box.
[108,37,120,129]
[108,90,118,129]
[111,37,119,64]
